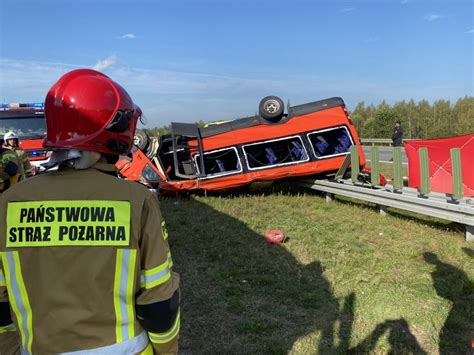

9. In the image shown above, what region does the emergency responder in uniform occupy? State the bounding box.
[0,69,180,354]
[0,137,20,194]
[3,131,33,180]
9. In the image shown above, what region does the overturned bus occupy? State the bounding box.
[117,96,366,192]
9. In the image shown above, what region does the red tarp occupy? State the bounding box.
[405,134,474,197]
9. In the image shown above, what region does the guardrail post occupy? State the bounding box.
[377,204,388,216]
[450,148,463,201]
[325,192,334,203]
[393,147,403,192]
[467,226,474,242]
[370,146,380,185]
[335,154,352,181]
[350,145,360,183]
[419,148,430,196]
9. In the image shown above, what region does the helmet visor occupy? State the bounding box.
[106,110,134,133]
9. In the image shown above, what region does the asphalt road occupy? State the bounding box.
[362,146,408,164]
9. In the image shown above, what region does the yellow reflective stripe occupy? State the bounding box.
[13,253,33,353]
[142,260,168,277]
[167,251,173,269]
[140,259,171,289]
[148,310,180,344]
[161,220,168,240]
[0,268,5,287]
[113,250,123,342]
[126,250,136,341]
[0,323,16,333]
[114,249,137,343]
[139,343,154,355]
[1,252,33,353]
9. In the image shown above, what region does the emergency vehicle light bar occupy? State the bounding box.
[0,102,44,109]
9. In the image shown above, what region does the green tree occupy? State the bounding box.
[351,101,368,133]
[453,96,474,136]
[431,100,454,138]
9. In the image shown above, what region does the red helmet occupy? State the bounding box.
[44,69,141,155]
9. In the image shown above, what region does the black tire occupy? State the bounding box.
[134,129,150,151]
[259,96,285,121]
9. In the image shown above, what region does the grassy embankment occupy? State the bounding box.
[163,184,473,354]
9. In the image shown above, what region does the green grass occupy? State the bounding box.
[162,187,473,354]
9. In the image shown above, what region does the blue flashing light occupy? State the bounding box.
[27,149,48,158]
[0,102,44,109]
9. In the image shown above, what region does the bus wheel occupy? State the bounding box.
[134,129,150,151]
[259,96,284,122]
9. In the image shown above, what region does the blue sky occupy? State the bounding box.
[0,0,472,127]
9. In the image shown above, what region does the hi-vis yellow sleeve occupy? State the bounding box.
[6,200,131,247]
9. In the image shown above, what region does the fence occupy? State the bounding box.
[298,146,474,242]
[361,138,414,147]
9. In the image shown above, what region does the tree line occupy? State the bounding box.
[350,96,473,139]
[144,97,473,140]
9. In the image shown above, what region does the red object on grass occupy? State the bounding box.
[360,167,387,186]
[265,230,286,244]
[405,134,474,197]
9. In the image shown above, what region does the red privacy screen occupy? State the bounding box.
[405,134,474,197]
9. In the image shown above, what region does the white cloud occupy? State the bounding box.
[93,55,117,71]
[340,7,356,13]
[118,33,136,39]
[465,29,474,34]
[424,13,444,22]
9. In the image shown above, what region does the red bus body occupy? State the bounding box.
[118,97,366,192]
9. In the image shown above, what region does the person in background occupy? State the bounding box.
[3,131,33,179]
[0,69,180,354]
[391,120,404,147]
[0,136,19,194]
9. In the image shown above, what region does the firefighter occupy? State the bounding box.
[3,131,33,179]
[0,69,180,354]
[0,137,20,193]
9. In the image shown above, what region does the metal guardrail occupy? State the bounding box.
[361,138,412,147]
[298,145,474,242]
